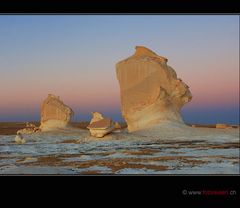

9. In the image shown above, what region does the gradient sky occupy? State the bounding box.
[0,15,239,124]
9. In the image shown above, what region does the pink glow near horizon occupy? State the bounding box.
[1,72,238,115]
[0,54,238,114]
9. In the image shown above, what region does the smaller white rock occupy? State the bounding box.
[15,133,26,144]
[87,113,115,138]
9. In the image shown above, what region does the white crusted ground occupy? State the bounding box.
[0,126,239,174]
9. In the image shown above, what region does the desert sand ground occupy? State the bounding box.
[0,122,239,174]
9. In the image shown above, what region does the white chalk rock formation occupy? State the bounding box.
[15,133,26,144]
[17,122,41,134]
[216,124,231,129]
[87,112,114,138]
[113,122,122,133]
[40,94,74,131]
[114,122,121,129]
[116,46,192,132]
[89,112,104,124]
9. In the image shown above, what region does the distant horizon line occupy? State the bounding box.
[0,120,239,126]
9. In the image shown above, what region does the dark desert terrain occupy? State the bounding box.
[0,122,237,135]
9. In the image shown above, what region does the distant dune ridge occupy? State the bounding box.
[116,46,192,132]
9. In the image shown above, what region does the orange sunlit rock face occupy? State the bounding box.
[87,112,114,138]
[40,94,74,130]
[116,46,192,132]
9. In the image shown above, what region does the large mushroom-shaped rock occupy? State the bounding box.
[116,46,192,132]
[87,112,114,138]
[40,94,74,131]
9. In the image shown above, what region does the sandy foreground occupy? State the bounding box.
[0,122,239,174]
